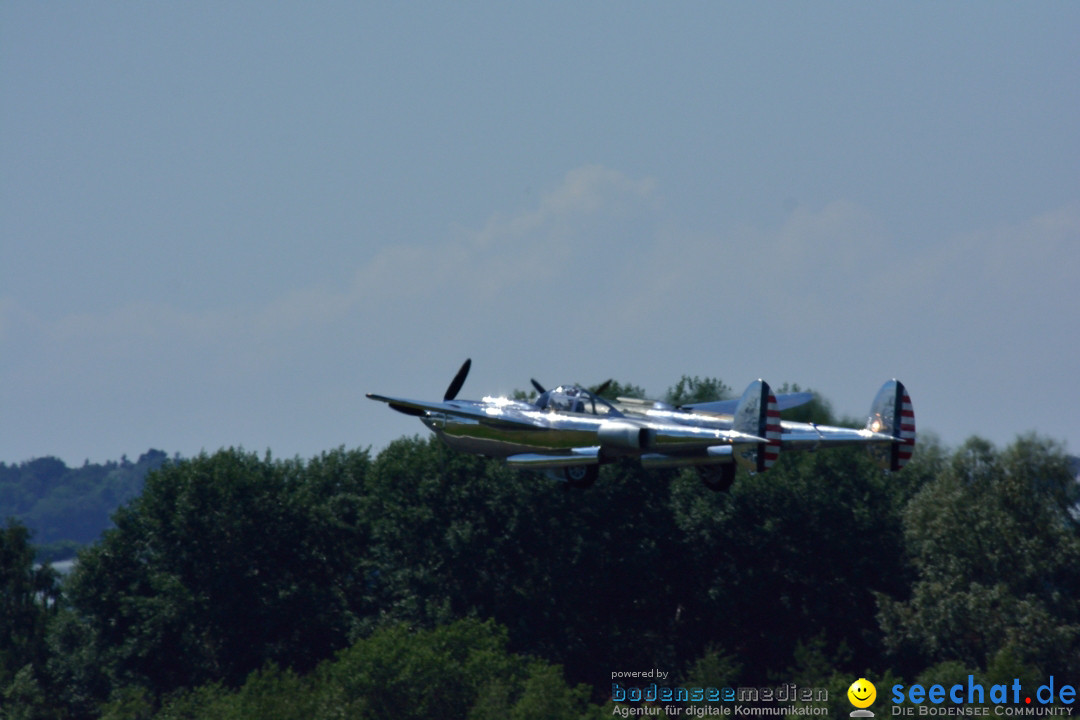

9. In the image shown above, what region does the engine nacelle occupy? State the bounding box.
[598,422,654,450]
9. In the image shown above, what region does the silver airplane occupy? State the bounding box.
[368,359,915,491]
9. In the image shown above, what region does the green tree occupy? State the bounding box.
[364,436,697,686]
[2,663,62,720]
[878,435,1080,675]
[669,444,911,678]
[55,447,373,708]
[154,619,599,720]
[0,521,60,693]
[1,451,168,556]
[772,382,836,425]
[666,376,732,406]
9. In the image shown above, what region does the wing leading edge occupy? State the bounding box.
[365,393,538,431]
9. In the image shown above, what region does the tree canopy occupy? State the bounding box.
[0,451,167,561]
[2,381,1077,720]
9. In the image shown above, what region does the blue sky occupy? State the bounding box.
[2,3,1078,465]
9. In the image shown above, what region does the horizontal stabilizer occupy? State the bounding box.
[685,391,813,416]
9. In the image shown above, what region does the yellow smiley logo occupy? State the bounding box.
[848,678,876,709]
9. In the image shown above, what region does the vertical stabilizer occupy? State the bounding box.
[866,380,916,471]
[732,379,782,473]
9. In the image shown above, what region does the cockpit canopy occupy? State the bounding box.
[534,385,622,416]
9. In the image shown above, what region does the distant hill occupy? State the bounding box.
[0,450,170,561]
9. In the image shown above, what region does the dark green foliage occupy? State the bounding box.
[0,521,61,694]
[4,381,1078,719]
[53,447,373,708]
[363,437,694,684]
[0,451,167,556]
[668,446,911,678]
[878,435,1080,675]
[152,619,598,720]
[666,375,732,405]
[773,382,837,425]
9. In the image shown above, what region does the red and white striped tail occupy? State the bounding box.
[895,388,916,470]
[867,380,916,472]
[762,391,782,471]
[732,379,782,473]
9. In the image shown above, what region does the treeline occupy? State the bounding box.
[2,390,1079,719]
[0,451,168,561]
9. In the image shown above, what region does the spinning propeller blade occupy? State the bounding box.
[444,358,472,401]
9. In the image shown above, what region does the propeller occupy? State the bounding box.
[444,358,472,401]
[530,378,547,395]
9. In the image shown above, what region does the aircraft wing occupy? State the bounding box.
[365,393,538,430]
[366,393,442,417]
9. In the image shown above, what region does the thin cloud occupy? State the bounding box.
[2,168,1076,463]
[2,164,661,386]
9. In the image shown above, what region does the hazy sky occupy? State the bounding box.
[3,3,1078,466]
